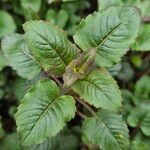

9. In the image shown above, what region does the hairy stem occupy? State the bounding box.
[51,75,63,88]
[130,126,140,140]
[74,96,97,117]
[76,111,87,119]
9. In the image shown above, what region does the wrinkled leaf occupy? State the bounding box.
[82,109,129,150]
[72,69,122,112]
[2,34,41,80]
[24,20,79,76]
[74,6,141,67]
[16,78,76,145]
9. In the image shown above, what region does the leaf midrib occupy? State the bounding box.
[85,114,121,149]
[97,22,122,49]
[96,117,121,149]
[32,29,67,66]
[22,95,61,142]
[81,78,118,108]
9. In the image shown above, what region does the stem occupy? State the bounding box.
[74,96,97,117]
[51,76,63,88]
[142,16,150,23]
[76,111,87,119]
[130,126,140,140]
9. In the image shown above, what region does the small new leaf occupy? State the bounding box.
[63,49,96,87]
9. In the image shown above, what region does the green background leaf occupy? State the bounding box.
[132,24,150,51]
[2,34,41,80]
[127,102,150,137]
[0,10,16,38]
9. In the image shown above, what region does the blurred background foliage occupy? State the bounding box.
[0,0,149,149]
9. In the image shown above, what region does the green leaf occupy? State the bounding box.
[130,141,149,150]
[118,62,134,82]
[82,109,129,150]
[108,63,122,77]
[1,34,41,80]
[134,131,150,149]
[130,56,142,67]
[0,51,7,71]
[29,133,61,150]
[30,133,78,150]
[13,74,43,101]
[46,9,56,24]
[127,102,150,137]
[23,20,79,76]
[136,0,150,16]
[46,9,69,29]
[72,69,122,112]
[0,73,6,87]
[133,76,150,105]
[47,0,75,4]
[73,6,141,67]
[16,78,76,145]
[0,11,16,38]
[121,90,134,119]
[20,0,42,20]
[121,0,140,4]
[0,89,4,100]
[56,10,69,29]
[13,78,29,101]
[0,116,5,138]
[0,133,22,150]
[98,0,122,11]
[132,24,150,51]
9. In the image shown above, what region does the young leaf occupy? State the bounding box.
[1,34,41,80]
[63,49,96,87]
[73,6,141,67]
[72,69,122,112]
[127,102,150,137]
[16,78,76,145]
[0,11,16,38]
[82,109,129,150]
[23,20,79,76]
